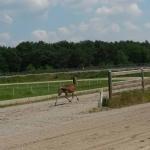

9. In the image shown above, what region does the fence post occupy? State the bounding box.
[98,88,103,109]
[108,70,112,100]
[141,68,145,92]
[73,76,77,85]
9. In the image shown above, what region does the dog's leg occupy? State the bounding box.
[65,92,72,102]
[75,94,79,102]
[55,96,58,106]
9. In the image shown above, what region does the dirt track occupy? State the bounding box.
[0,93,150,150]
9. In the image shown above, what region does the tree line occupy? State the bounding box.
[0,40,150,74]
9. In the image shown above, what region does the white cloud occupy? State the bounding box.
[144,23,150,29]
[79,22,89,32]
[0,0,15,5]
[0,13,13,24]
[25,0,50,11]
[58,27,71,35]
[48,31,60,42]
[124,22,139,31]
[127,3,142,16]
[72,0,99,12]
[0,32,11,45]
[111,23,120,32]
[96,6,113,15]
[0,0,145,45]
[0,0,143,17]
[96,3,142,16]
[0,33,11,41]
[60,0,143,15]
[32,30,49,41]
[31,18,122,43]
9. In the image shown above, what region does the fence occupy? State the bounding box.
[108,68,150,99]
[0,78,107,101]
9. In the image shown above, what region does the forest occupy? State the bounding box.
[0,40,150,74]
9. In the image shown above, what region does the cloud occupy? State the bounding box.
[31,17,122,43]
[25,0,50,11]
[144,22,150,29]
[79,22,89,32]
[68,0,99,12]
[96,3,142,16]
[0,0,143,16]
[32,30,49,41]
[127,3,142,16]
[111,23,120,32]
[60,0,143,16]
[0,32,11,40]
[96,6,124,15]
[0,32,11,45]
[96,6,113,15]
[0,0,146,45]
[0,0,15,5]
[0,13,13,24]
[58,27,71,35]
[124,22,139,31]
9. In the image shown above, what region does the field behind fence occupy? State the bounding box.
[0,78,111,101]
[1,67,150,104]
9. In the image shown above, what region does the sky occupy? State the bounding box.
[0,0,150,46]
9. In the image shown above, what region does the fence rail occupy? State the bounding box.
[108,67,150,99]
[0,78,108,101]
[1,66,150,79]
[0,78,107,86]
[112,70,141,76]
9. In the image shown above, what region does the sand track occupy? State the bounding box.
[0,93,150,150]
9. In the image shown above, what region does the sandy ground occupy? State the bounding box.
[0,93,150,150]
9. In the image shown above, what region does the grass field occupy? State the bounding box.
[0,71,108,84]
[0,69,150,84]
[0,79,110,101]
[0,68,149,101]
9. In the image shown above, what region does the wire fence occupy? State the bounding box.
[0,78,107,101]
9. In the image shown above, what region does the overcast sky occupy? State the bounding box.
[0,0,150,46]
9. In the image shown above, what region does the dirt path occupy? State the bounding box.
[0,93,150,150]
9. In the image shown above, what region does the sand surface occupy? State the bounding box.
[0,93,150,150]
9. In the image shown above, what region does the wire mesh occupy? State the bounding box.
[0,79,103,101]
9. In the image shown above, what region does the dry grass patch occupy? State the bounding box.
[109,89,150,108]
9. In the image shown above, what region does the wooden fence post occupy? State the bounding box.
[141,68,145,92]
[98,88,103,109]
[108,70,112,100]
[73,76,77,85]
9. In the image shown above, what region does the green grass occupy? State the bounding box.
[0,71,108,84]
[0,79,110,101]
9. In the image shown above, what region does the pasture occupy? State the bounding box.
[0,69,123,101]
[0,79,109,101]
[0,70,108,84]
[0,67,149,103]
